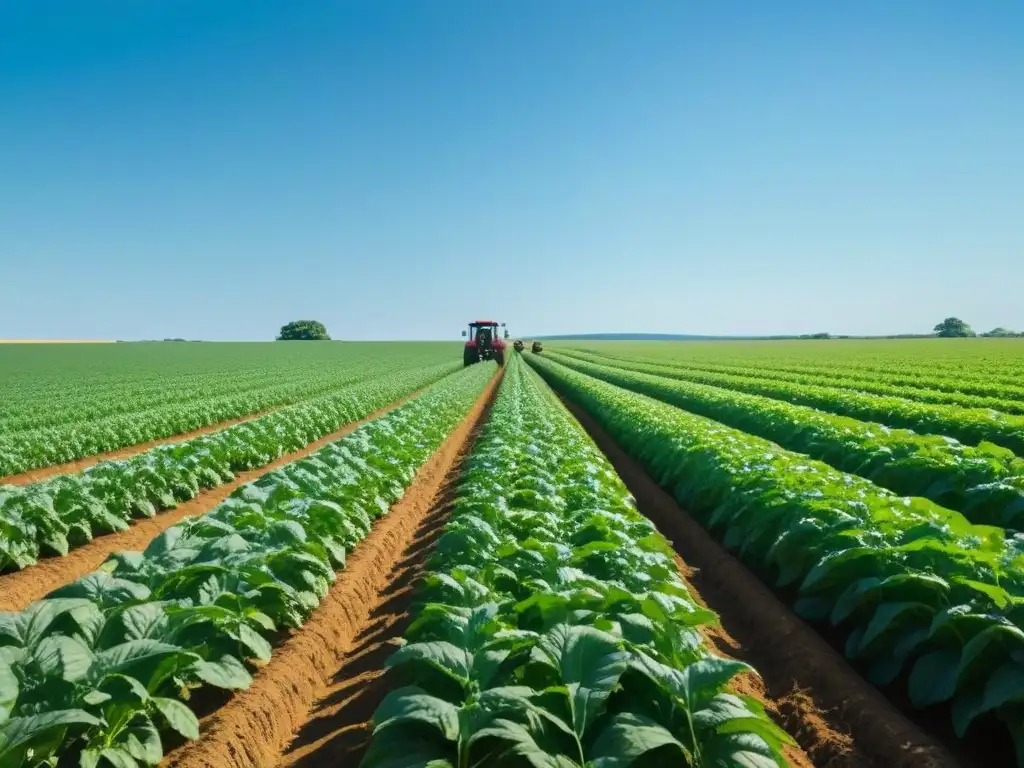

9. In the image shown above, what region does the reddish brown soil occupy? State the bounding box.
[0,393,424,612]
[272,384,813,768]
[274,455,464,768]
[163,370,502,768]
[0,410,275,486]
[560,396,961,768]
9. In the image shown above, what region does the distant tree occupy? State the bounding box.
[982,327,1018,338]
[933,317,975,338]
[277,320,330,341]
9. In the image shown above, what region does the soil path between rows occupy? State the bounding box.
[163,369,502,768]
[558,395,961,768]
[0,409,276,487]
[0,390,426,612]
[274,374,813,768]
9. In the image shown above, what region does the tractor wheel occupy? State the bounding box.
[494,349,505,367]
[463,347,479,367]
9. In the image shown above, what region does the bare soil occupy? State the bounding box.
[0,393,423,611]
[163,370,502,768]
[560,395,961,768]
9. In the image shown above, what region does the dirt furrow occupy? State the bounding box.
[0,409,275,486]
[0,392,424,611]
[163,370,502,768]
[559,396,961,768]
[274,384,815,768]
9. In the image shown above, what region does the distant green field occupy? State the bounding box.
[552,337,1024,370]
[0,341,459,476]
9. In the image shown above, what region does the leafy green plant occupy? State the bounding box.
[529,354,1024,762]
[362,358,794,767]
[552,348,1024,456]
[0,361,461,572]
[548,352,1024,528]
[555,347,1024,415]
[0,363,496,766]
[0,347,460,477]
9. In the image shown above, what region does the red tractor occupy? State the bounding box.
[463,321,506,366]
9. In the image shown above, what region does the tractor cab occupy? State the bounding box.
[462,320,506,366]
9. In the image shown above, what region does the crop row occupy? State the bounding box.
[362,358,794,768]
[579,346,1024,387]
[0,346,458,436]
[1,368,294,434]
[549,353,1024,530]
[0,361,461,573]
[554,349,1024,457]
[0,362,495,768]
[528,355,1024,759]
[0,357,462,478]
[569,349,1024,405]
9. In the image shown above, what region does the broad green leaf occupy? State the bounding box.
[471,717,580,768]
[232,624,272,662]
[33,634,94,682]
[830,577,881,625]
[191,655,253,690]
[908,651,960,707]
[0,710,100,764]
[386,641,472,685]
[532,624,628,738]
[979,661,1024,719]
[957,624,1024,690]
[857,601,932,655]
[360,732,455,768]
[372,686,459,742]
[122,715,163,764]
[97,746,139,768]
[91,640,198,692]
[153,696,199,740]
[679,657,754,708]
[0,598,100,649]
[699,730,780,768]
[951,687,985,739]
[49,573,150,608]
[120,604,168,641]
[0,663,18,724]
[589,711,689,767]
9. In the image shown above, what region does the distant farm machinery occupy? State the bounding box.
[462,321,507,366]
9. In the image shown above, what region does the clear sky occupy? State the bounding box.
[1,1,1021,341]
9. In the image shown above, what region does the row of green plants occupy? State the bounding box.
[0,344,458,436]
[555,349,1024,456]
[549,353,1024,530]
[1,368,306,435]
[577,346,1024,388]
[362,358,795,768]
[528,355,1024,762]
[0,362,461,574]
[0,362,495,768]
[567,348,1024,408]
[0,357,460,477]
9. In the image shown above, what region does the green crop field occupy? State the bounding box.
[2,338,1024,768]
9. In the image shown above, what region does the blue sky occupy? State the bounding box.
[1,1,1021,340]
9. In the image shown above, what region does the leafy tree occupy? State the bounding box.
[277,320,330,341]
[983,327,1019,337]
[933,317,975,338]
